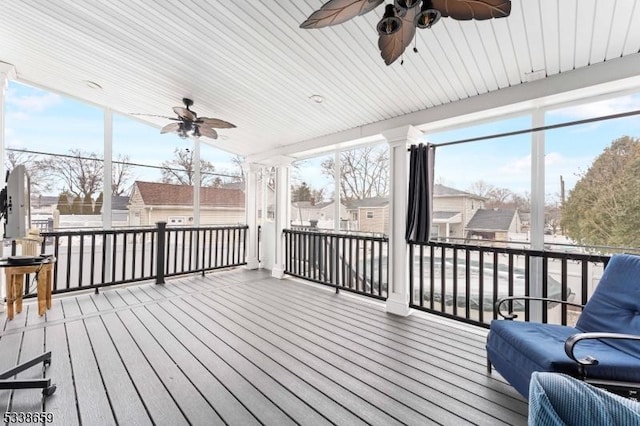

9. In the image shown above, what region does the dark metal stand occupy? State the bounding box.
[0,351,56,396]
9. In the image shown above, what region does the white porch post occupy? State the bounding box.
[271,159,291,279]
[245,162,261,269]
[0,63,16,244]
[383,125,423,317]
[103,108,113,282]
[530,108,546,321]
[0,63,15,311]
[333,150,341,231]
[193,139,201,226]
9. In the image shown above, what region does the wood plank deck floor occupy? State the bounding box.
[0,268,528,425]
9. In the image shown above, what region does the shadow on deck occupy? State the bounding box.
[0,268,527,425]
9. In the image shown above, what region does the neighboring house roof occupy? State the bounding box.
[466,209,517,231]
[433,211,460,220]
[31,195,59,207]
[292,200,335,209]
[345,197,389,209]
[133,181,244,207]
[433,184,485,199]
[220,181,245,190]
[111,196,130,210]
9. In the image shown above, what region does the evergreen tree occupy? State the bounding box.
[562,136,640,247]
[93,192,104,215]
[56,191,71,215]
[71,196,83,215]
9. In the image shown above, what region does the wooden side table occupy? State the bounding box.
[4,260,54,320]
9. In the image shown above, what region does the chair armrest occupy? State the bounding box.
[564,332,640,369]
[496,296,584,320]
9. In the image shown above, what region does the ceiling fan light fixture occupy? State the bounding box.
[377,4,403,36]
[415,0,441,29]
[395,0,421,10]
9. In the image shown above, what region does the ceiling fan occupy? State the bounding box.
[153,98,236,140]
[300,0,511,65]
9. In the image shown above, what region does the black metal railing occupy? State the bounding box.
[163,224,248,278]
[18,223,249,297]
[409,241,611,328]
[284,228,388,300]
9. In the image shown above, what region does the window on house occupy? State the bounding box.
[366,211,374,219]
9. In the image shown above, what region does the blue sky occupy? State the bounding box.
[6,81,640,202]
[5,81,239,193]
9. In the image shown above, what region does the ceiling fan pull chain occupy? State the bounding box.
[413,36,418,54]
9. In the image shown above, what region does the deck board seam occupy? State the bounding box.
[186,293,453,425]
[212,284,527,422]
[171,296,420,426]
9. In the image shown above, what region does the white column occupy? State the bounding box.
[245,162,261,269]
[0,63,16,244]
[0,63,15,311]
[193,138,201,226]
[103,108,113,282]
[333,150,341,231]
[271,159,292,279]
[530,108,546,322]
[102,108,113,228]
[382,125,423,317]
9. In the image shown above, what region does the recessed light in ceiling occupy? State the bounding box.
[523,70,546,83]
[309,94,324,104]
[84,80,102,89]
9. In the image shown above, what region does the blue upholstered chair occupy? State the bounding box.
[486,253,640,399]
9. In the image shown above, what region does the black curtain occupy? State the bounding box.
[405,143,435,243]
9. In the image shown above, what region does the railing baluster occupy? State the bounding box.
[508,253,514,316]
[452,248,458,317]
[581,260,589,305]
[65,235,72,290]
[78,234,85,289]
[464,249,470,321]
[493,253,499,320]
[440,247,446,313]
[542,256,549,324]
[90,233,96,287]
[561,258,568,325]
[478,249,484,324]
[524,254,530,322]
[122,231,128,282]
[429,245,435,311]
[418,244,424,307]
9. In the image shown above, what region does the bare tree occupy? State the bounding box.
[5,149,53,194]
[467,180,495,199]
[160,148,218,186]
[112,154,133,196]
[321,145,389,200]
[42,149,104,200]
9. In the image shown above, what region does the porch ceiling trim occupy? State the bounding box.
[248,53,640,162]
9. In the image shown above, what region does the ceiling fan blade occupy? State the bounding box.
[198,117,237,129]
[378,4,419,65]
[130,113,177,120]
[160,122,181,134]
[197,126,218,139]
[173,106,196,121]
[300,0,384,29]
[432,0,511,20]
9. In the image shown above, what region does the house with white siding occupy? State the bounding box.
[128,181,245,226]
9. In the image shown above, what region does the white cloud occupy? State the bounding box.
[548,95,640,120]
[7,111,30,121]
[7,92,62,114]
[498,155,530,175]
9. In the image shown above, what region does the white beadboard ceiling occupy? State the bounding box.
[1,1,640,160]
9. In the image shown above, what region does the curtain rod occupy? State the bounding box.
[409,108,640,149]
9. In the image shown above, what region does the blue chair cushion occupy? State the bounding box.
[576,254,640,358]
[487,319,640,398]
